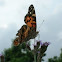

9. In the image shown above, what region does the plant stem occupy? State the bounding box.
[34,54,36,62]
[37,52,41,62]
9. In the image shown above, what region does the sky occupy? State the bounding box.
[0,0,62,62]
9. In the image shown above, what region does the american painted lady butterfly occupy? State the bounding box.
[13,5,38,46]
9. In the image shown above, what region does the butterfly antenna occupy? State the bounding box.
[38,20,44,32]
[37,20,44,40]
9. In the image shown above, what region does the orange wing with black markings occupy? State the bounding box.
[24,5,36,31]
[13,5,38,46]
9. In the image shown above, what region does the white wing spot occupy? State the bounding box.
[30,12,31,14]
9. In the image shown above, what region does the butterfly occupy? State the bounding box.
[13,4,38,46]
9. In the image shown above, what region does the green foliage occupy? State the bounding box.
[11,56,32,62]
[4,42,34,62]
[48,48,62,62]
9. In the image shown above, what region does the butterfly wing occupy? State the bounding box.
[13,37,20,46]
[24,5,36,31]
[13,5,38,46]
[14,25,28,46]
